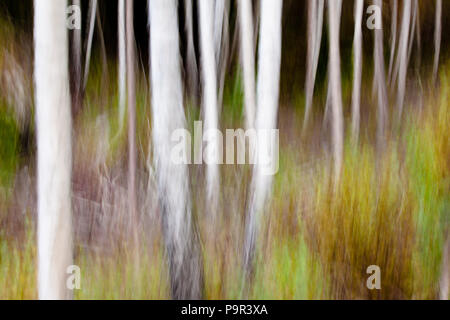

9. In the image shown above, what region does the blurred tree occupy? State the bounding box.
[351,0,364,143]
[327,0,344,183]
[199,0,220,211]
[34,0,73,300]
[244,0,283,283]
[303,0,324,132]
[149,0,203,299]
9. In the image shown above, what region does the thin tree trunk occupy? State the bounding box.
[327,0,344,184]
[149,0,203,299]
[239,0,256,130]
[395,0,412,118]
[433,0,442,84]
[83,0,97,89]
[351,0,364,143]
[244,0,283,279]
[184,0,199,104]
[216,0,230,112]
[199,0,220,209]
[70,0,82,117]
[96,5,108,84]
[388,0,398,85]
[34,0,73,300]
[118,0,126,130]
[303,0,324,131]
[126,0,137,243]
[373,0,388,150]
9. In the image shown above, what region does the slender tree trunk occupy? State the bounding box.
[214,0,226,64]
[239,0,256,130]
[126,0,138,242]
[216,0,230,112]
[303,0,324,131]
[244,0,283,279]
[70,0,82,117]
[351,0,364,143]
[395,0,412,118]
[35,0,73,300]
[388,0,398,84]
[373,0,388,150]
[149,0,203,299]
[433,0,442,84]
[118,0,126,130]
[83,0,97,89]
[199,0,220,209]
[327,0,344,184]
[407,0,418,65]
[184,0,199,104]
[96,4,108,85]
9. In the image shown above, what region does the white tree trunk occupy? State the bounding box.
[184,0,199,103]
[149,0,203,299]
[351,0,364,143]
[199,0,220,208]
[327,0,344,183]
[244,0,283,276]
[433,0,442,83]
[239,0,256,130]
[83,0,97,89]
[303,0,324,131]
[395,0,411,118]
[118,0,126,130]
[373,0,388,149]
[71,0,82,115]
[126,0,137,238]
[34,0,73,300]
[388,0,398,84]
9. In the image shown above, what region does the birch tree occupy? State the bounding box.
[34,0,73,300]
[388,0,398,84]
[118,0,126,130]
[70,0,82,116]
[83,0,97,89]
[238,0,256,130]
[303,0,324,131]
[373,0,388,148]
[126,0,137,238]
[244,0,283,277]
[149,0,203,299]
[433,0,442,84]
[184,0,199,104]
[394,0,411,118]
[199,0,220,209]
[351,0,364,143]
[327,0,344,183]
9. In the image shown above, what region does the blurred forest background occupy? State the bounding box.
[0,0,449,299]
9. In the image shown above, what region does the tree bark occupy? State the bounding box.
[83,0,97,89]
[327,0,344,184]
[126,0,138,242]
[351,0,364,143]
[34,0,73,300]
[433,0,442,84]
[149,0,203,299]
[388,0,398,84]
[373,0,388,150]
[70,0,82,117]
[199,0,220,209]
[239,0,256,130]
[395,0,412,118]
[244,0,283,280]
[118,0,126,130]
[303,0,324,131]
